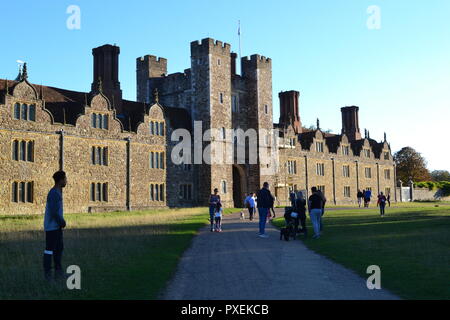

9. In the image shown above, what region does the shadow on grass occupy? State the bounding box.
[0,221,207,300]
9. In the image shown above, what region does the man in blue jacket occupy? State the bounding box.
[43,171,67,281]
[256,182,274,238]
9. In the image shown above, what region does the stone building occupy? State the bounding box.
[0,45,170,215]
[137,38,396,207]
[0,37,396,215]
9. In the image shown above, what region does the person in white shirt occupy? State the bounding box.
[244,193,256,221]
[214,202,223,232]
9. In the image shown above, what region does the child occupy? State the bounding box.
[214,202,223,232]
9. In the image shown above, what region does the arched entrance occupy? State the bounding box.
[233,165,247,208]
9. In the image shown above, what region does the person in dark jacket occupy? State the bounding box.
[294,191,307,235]
[256,182,274,238]
[43,171,67,281]
[357,190,364,207]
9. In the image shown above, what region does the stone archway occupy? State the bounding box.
[233,165,247,208]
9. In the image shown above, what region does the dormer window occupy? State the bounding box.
[342,145,350,156]
[92,113,108,129]
[316,142,324,152]
[364,149,370,158]
[384,152,389,160]
[13,103,36,122]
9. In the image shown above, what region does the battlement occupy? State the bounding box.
[190,38,231,56]
[242,54,272,65]
[137,55,167,65]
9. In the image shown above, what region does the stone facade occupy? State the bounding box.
[0,38,396,215]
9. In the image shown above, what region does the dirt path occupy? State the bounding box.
[162,210,399,300]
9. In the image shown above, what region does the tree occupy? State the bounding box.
[430,170,450,182]
[394,147,430,183]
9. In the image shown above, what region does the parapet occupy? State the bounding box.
[241,54,272,69]
[190,38,231,56]
[137,55,167,65]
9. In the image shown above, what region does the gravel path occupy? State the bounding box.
[162,210,399,300]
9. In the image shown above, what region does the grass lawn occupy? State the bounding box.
[272,203,450,300]
[0,207,237,300]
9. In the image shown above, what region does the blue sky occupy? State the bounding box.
[1,0,449,171]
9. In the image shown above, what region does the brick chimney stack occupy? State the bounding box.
[279,90,301,134]
[91,44,123,111]
[341,106,362,141]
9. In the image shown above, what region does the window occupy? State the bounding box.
[343,165,350,177]
[20,141,26,161]
[92,114,97,128]
[232,95,239,112]
[160,184,165,201]
[155,184,159,201]
[316,142,324,153]
[219,93,224,104]
[11,140,33,162]
[14,103,20,119]
[29,105,36,121]
[180,184,193,200]
[183,164,192,171]
[160,152,165,169]
[264,105,268,114]
[384,169,391,180]
[344,186,351,198]
[217,58,221,65]
[155,122,160,135]
[316,163,325,176]
[159,122,164,136]
[21,104,28,121]
[365,167,372,178]
[150,152,154,168]
[13,103,36,121]
[221,180,227,194]
[150,184,154,201]
[343,145,350,156]
[12,140,19,161]
[11,181,34,203]
[91,113,108,129]
[91,182,108,202]
[150,121,154,135]
[91,146,108,166]
[221,127,226,140]
[287,160,297,175]
[364,149,371,158]
[384,152,390,160]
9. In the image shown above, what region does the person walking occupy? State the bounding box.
[294,191,307,236]
[364,189,372,208]
[213,202,224,232]
[378,192,387,217]
[43,171,67,281]
[317,189,327,232]
[256,182,274,238]
[357,190,364,207]
[387,193,391,207]
[244,193,256,221]
[308,187,323,239]
[209,188,221,232]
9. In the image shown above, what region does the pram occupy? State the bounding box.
[280,207,307,241]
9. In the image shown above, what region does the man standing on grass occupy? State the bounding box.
[257,182,274,238]
[308,187,323,239]
[43,171,67,281]
[378,192,387,217]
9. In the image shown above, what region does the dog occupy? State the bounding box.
[240,211,245,220]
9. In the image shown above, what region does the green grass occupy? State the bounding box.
[0,207,238,300]
[272,203,450,300]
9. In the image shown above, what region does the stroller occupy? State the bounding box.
[280,207,307,241]
[280,207,298,241]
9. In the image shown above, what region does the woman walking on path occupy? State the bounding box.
[308,187,323,239]
[209,188,221,232]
